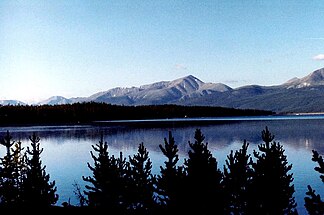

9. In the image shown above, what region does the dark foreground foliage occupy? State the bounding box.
[81,126,297,215]
[305,150,324,214]
[0,126,323,214]
[0,131,57,208]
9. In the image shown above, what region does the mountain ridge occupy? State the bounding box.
[3,67,324,113]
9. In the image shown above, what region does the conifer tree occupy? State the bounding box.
[248,127,297,214]
[11,140,26,191]
[0,131,20,206]
[223,140,252,215]
[83,134,112,208]
[183,128,224,214]
[83,135,128,212]
[20,133,58,207]
[156,131,186,211]
[304,150,324,214]
[127,142,156,214]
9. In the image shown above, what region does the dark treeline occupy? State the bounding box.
[0,102,273,125]
[0,127,324,214]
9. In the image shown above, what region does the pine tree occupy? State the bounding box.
[11,140,26,191]
[20,133,58,207]
[0,131,20,206]
[83,134,112,208]
[183,128,224,214]
[127,142,156,214]
[248,126,297,214]
[156,131,186,212]
[304,150,324,214]
[223,140,252,215]
[83,134,128,212]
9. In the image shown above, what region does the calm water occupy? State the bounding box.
[0,115,324,214]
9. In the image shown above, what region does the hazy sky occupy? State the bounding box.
[2,0,324,103]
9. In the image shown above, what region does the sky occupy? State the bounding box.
[2,0,324,103]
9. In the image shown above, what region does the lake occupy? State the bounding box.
[0,115,323,214]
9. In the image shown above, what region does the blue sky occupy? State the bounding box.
[2,0,324,103]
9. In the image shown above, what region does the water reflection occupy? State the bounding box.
[0,118,323,214]
[1,119,324,153]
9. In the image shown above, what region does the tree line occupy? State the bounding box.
[0,102,273,125]
[0,127,323,214]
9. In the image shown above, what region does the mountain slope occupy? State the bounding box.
[180,86,324,113]
[283,67,324,89]
[179,68,324,113]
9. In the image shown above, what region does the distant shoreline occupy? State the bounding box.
[0,102,273,126]
[92,114,324,128]
[283,112,324,116]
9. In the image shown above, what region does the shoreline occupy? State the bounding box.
[283,112,324,116]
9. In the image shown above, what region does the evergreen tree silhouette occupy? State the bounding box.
[20,133,58,207]
[0,131,21,206]
[156,131,186,212]
[127,142,156,214]
[223,140,253,215]
[304,150,324,214]
[248,126,297,214]
[11,140,26,207]
[11,140,26,191]
[183,128,224,214]
[83,134,128,212]
[83,134,112,208]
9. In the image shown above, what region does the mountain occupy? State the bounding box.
[37,96,72,105]
[0,100,26,105]
[37,67,324,113]
[81,75,232,105]
[180,67,324,113]
[283,67,324,89]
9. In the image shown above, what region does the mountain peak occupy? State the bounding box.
[38,96,71,105]
[284,77,300,85]
[181,75,203,83]
[283,67,324,88]
[183,74,199,80]
[171,75,203,85]
[305,67,324,82]
[169,75,203,91]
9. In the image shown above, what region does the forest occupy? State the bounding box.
[0,102,273,125]
[0,127,322,214]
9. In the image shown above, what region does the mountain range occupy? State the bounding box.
[5,67,324,113]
